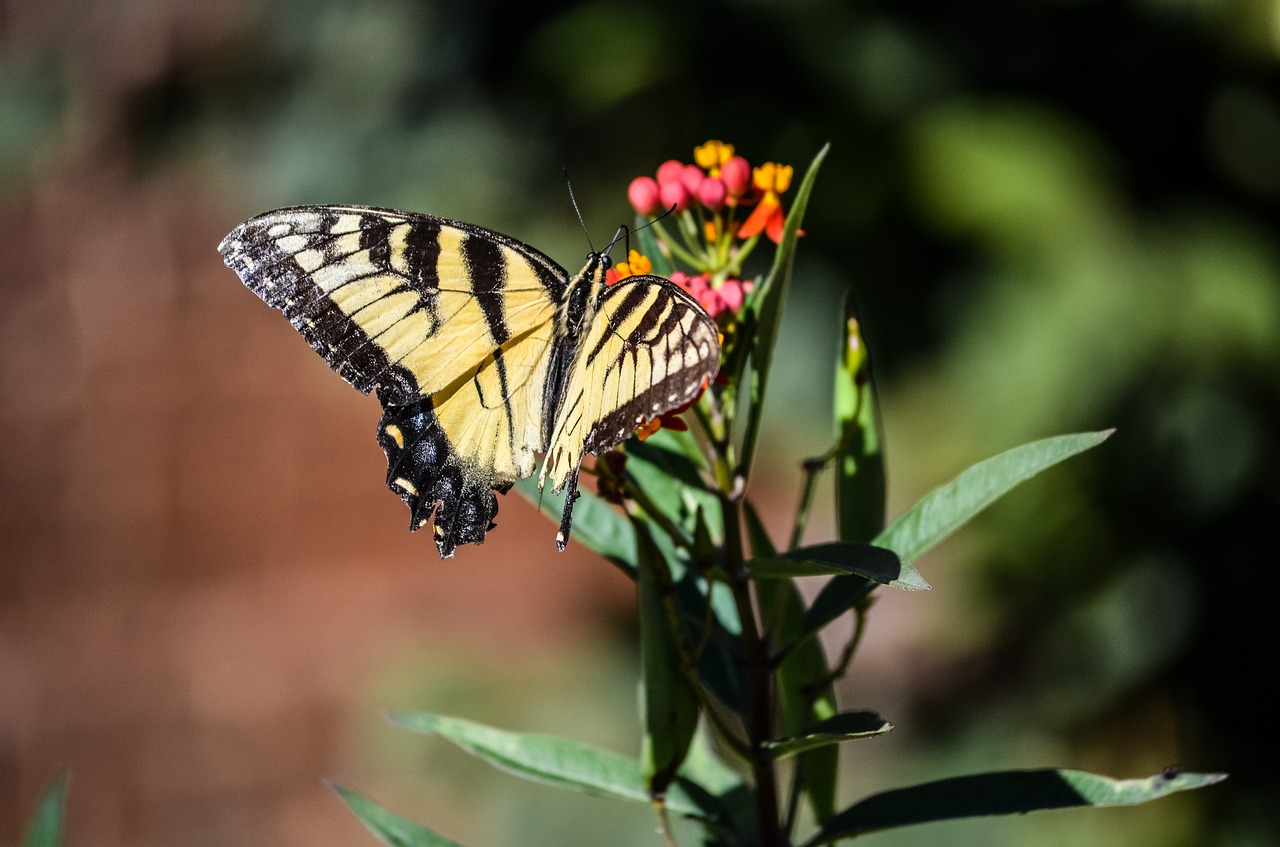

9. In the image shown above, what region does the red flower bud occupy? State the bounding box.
[698,177,727,210]
[656,159,685,187]
[680,164,705,195]
[659,180,690,212]
[721,156,751,196]
[628,176,661,216]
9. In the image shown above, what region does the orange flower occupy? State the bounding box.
[737,162,793,244]
[605,249,653,285]
[693,140,735,177]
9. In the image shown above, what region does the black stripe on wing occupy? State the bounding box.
[583,275,720,454]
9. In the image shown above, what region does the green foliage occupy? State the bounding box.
[20,771,68,847]
[804,769,1228,845]
[334,784,466,847]
[344,148,1222,846]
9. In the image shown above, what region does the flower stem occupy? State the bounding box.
[721,498,783,847]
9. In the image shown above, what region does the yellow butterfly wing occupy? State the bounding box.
[220,205,568,556]
[540,274,721,549]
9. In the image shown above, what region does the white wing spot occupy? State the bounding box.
[668,392,678,402]
[294,248,325,273]
[277,234,309,254]
[268,223,291,237]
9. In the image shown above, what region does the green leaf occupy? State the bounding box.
[804,768,1227,845]
[874,430,1114,562]
[514,476,636,574]
[635,215,674,277]
[636,523,699,797]
[331,783,466,847]
[388,712,716,820]
[834,293,886,543]
[799,576,877,644]
[763,711,893,760]
[750,542,928,591]
[738,143,830,483]
[626,430,721,544]
[742,500,777,558]
[21,770,68,847]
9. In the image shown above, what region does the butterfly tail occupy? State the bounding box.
[554,465,582,552]
[377,398,500,558]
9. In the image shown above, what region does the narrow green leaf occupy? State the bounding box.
[331,783,465,847]
[750,542,928,591]
[635,215,674,277]
[763,711,893,760]
[514,476,636,574]
[390,712,648,801]
[833,293,886,543]
[805,768,1226,845]
[637,523,699,797]
[874,430,1113,563]
[21,770,68,847]
[388,712,716,820]
[738,143,831,483]
[742,500,777,558]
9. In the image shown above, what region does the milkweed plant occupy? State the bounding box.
[332,143,1225,847]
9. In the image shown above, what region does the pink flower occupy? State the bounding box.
[670,271,751,319]
[628,176,661,216]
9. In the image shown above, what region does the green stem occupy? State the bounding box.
[721,498,783,847]
[652,219,704,269]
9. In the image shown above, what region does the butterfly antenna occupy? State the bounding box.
[563,168,595,253]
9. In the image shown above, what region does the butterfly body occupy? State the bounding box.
[219,205,719,557]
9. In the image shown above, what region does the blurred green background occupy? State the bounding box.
[3,0,1277,845]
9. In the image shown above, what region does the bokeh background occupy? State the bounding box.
[3,0,1278,845]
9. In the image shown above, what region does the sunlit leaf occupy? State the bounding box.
[738,143,831,482]
[388,713,717,821]
[805,768,1226,845]
[834,293,886,543]
[332,783,465,847]
[874,430,1113,562]
[763,711,893,760]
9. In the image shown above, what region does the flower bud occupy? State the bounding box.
[656,159,685,187]
[659,180,690,212]
[627,176,661,216]
[698,177,727,210]
[720,156,751,196]
[680,164,705,195]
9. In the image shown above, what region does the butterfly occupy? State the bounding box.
[219,205,721,557]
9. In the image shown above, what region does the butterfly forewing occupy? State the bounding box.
[219,206,568,405]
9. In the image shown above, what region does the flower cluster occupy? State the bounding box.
[614,141,796,440]
[624,140,794,322]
